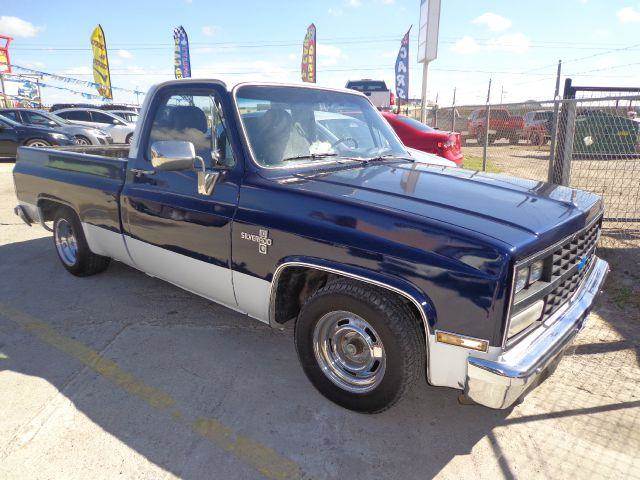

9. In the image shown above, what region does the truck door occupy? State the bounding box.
[120,83,240,309]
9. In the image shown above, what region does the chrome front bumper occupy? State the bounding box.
[464,257,609,409]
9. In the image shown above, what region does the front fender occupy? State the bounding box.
[269,255,437,339]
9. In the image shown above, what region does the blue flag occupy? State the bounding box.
[174,26,191,79]
[395,27,411,102]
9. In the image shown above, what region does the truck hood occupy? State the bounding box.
[289,161,602,255]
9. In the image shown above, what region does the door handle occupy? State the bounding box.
[130,168,155,176]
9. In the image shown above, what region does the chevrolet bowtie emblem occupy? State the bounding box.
[241,229,273,255]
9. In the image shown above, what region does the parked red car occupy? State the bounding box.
[381,112,463,166]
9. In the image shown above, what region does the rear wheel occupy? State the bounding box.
[295,278,424,413]
[53,207,110,276]
[25,139,50,148]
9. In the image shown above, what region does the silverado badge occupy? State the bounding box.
[241,229,272,255]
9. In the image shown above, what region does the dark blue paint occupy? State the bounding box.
[13,81,604,347]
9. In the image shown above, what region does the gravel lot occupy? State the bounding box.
[1,159,639,479]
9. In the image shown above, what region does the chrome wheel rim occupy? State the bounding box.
[75,137,90,145]
[313,310,386,393]
[55,218,78,266]
[28,140,48,147]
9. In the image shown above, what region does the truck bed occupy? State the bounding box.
[13,145,128,235]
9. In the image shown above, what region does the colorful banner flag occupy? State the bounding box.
[395,27,411,102]
[173,26,191,79]
[0,35,12,74]
[17,80,40,103]
[301,24,316,83]
[10,64,144,96]
[91,25,112,99]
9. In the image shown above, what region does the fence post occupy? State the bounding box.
[450,87,456,132]
[559,100,576,186]
[552,78,575,184]
[547,60,562,183]
[482,78,492,172]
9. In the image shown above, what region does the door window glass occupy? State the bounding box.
[61,110,91,122]
[91,112,118,124]
[148,93,235,168]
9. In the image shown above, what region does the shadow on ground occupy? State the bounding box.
[1,236,638,479]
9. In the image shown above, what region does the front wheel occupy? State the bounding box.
[25,139,51,148]
[125,133,133,144]
[53,207,110,276]
[295,279,424,413]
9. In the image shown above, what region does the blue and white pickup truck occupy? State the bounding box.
[13,80,609,413]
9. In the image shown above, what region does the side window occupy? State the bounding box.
[61,111,91,122]
[90,112,117,125]
[25,112,52,126]
[2,111,19,122]
[148,92,235,168]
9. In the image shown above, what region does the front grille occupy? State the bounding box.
[543,219,600,317]
[550,220,600,280]
[543,256,594,317]
[507,216,602,343]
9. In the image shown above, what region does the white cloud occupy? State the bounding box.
[347,0,362,7]
[202,25,217,36]
[381,0,395,4]
[487,33,530,53]
[451,36,481,55]
[472,13,512,32]
[328,7,343,16]
[451,32,530,55]
[0,16,42,38]
[617,6,640,23]
[116,49,133,59]
[317,44,346,66]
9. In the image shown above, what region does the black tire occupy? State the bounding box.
[53,207,110,276]
[125,133,133,144]
[508,135,519,145]
[295,278,424,413]
[476,129,485,145]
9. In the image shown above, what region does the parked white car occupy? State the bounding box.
[55,108,135,144]
[106,110,139,124]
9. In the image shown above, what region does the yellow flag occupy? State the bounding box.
[90,25,112,99]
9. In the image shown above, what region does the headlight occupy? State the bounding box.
[51,133,69,140]
[514,259,545,294]
[514,268,529,293]
[529,260,544,284]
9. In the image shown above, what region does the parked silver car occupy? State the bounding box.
[55,108,135,144]
[0,108,113,145]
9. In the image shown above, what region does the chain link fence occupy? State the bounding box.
[409,83,640,248]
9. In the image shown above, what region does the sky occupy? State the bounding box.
[1,0,640,106]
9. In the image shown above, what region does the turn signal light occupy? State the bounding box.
[435,331,489,352]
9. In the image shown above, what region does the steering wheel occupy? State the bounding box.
[331,137,359,150]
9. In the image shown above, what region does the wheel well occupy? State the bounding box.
[37,199,74,223]
[271,266,424,338]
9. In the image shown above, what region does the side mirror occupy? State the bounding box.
[150,140,196,171]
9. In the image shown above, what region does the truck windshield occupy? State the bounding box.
[235,85,406,167]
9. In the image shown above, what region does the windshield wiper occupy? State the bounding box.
[358,154,416,165]
[281,153,338,162]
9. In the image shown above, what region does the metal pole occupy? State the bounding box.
[482,78,492,172]
[420,61,429,124]
[36,78,43,108]
[553,78,574,184]
[547,60,562,183]
[500,85,504,104]
[433,92,438,128]
[450,86,456,132]
[0,74,5,107]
